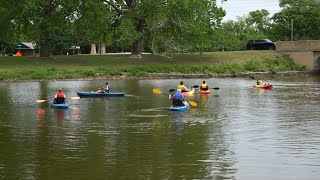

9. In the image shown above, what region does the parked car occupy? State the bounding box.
[246,39,276,50]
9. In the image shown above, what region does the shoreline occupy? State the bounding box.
[0,71,314,82]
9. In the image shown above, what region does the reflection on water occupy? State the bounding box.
[0,77,320,179]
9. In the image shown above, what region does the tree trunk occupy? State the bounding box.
[130,18,145,59]
[90,44,97,54]
[40,37,50,58]
[39,0,54,58]
[131,38,143,59]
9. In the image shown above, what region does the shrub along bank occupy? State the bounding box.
[0,51,305,81]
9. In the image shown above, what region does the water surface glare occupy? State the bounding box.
[0,77,320,179]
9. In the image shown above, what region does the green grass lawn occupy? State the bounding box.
[0,51,305,80]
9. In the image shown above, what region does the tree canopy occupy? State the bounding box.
[1,0,320,57]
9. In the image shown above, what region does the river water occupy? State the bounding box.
[0,77,320,180]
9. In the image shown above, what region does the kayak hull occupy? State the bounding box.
[51,102,69,109]
[182,88,195,97]
[252,84,273,89]
[76,92,125,97]
[169,101,190,112]
[199,89,211,94]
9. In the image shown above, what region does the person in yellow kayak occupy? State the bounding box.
[169,89,185,106]
[200,80,208,90]
[177,81,190,92]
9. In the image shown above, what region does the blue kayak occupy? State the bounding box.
[169,101,190,112]
[50,102,70,109]
[76,92,125,97]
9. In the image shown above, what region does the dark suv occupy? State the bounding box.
[246,39,276,50]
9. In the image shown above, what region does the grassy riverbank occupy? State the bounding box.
[0,51,306,81]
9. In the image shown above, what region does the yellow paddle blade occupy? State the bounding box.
[189,101,197,107]
[71,96,80,100]
[36,100,47,103]
[152,88,162,94]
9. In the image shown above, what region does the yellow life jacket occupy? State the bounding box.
[178,85,185,90]
[201,83,207,89]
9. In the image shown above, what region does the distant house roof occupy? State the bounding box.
[16,42,36,50]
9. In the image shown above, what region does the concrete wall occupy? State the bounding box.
[276,40,320,71]
[281,51,315,71]
[276,40,320,52]
[309,41,320,51]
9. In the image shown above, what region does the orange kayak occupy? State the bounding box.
[252,84,272,89]
[199,89,211,94]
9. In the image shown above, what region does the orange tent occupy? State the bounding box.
[16,51,22,56]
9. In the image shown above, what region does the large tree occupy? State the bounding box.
[18,0,80,58]
[246,9,271,33]
[103,0,225,58]
[74,0,114,55]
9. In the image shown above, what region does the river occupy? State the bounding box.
[0,76,319,180]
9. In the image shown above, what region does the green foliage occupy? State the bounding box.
[270,0,320,40]
[213,13,271,51]
[79,70,96,77]
[127,69,149,77]
[246,9,271,33]
[244,60,266,72]
[49,23,75,55]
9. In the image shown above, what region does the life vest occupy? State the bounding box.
[105,84,109,90]
[178,85,185,90]
[56,92,65,98]
[201,83,207,89]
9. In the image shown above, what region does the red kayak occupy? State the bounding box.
[199,89,211,94]
[252,84,273,89]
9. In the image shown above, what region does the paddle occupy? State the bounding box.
[188,101,197,106]
[36,96,80,103]
[153,88,169,95]
[193,85,219,90]
[36,99,51,103]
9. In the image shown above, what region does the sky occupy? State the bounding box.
[216,0,282,21]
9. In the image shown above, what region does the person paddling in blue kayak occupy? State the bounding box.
[169,89,185,106]
[200,80,209,90]
[54,89,66,104]
[93,82,110,93]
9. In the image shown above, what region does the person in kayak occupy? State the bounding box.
[200,80,208,90]
[54,89,65,104]
[94,82,110,93]
[178,81,189,92]
[256,79,263,85]
[170,89,185,106]
[102,82,110,93]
